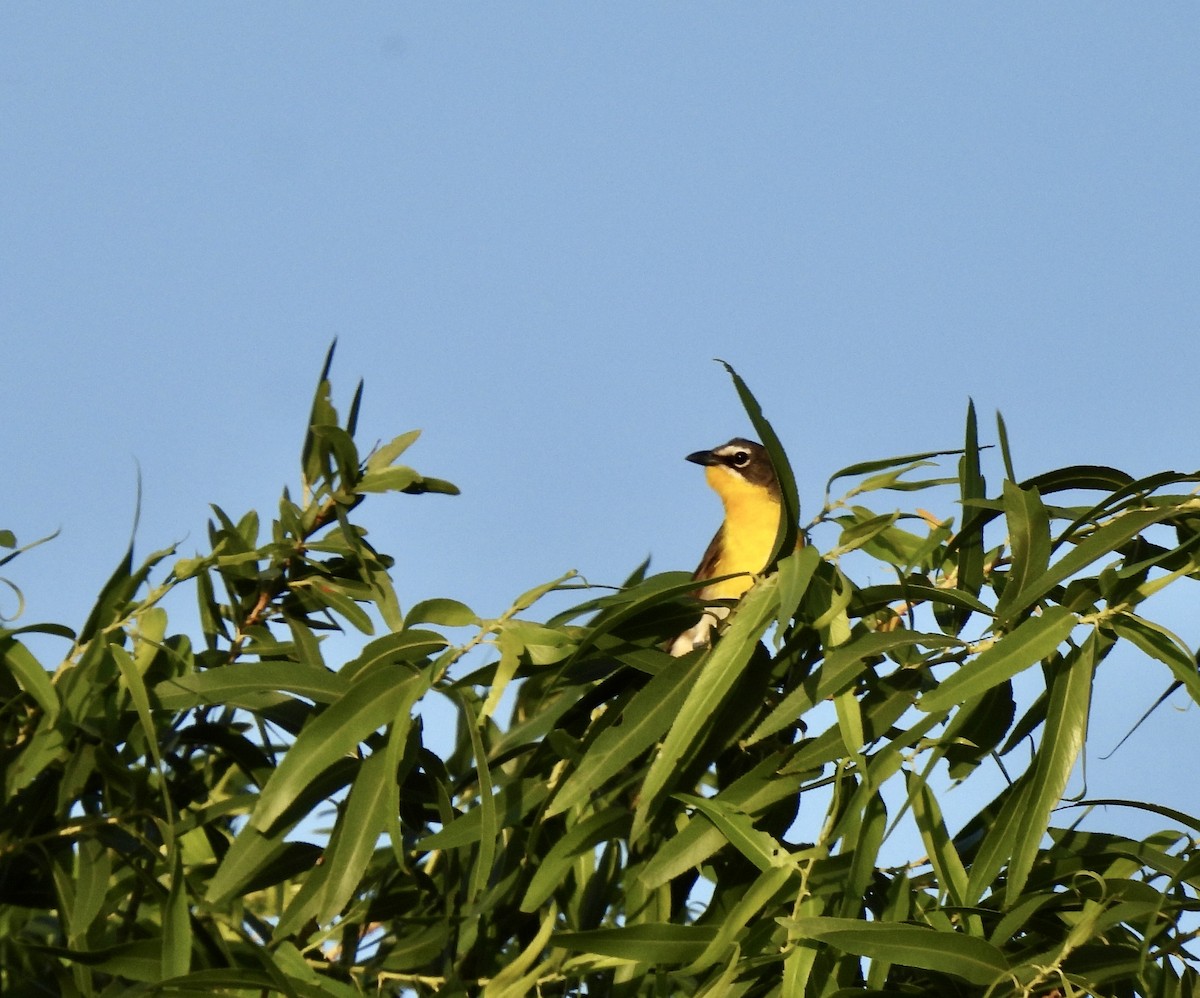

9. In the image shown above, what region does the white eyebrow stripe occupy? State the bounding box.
[713,444,749,458]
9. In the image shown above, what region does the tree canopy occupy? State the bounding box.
[3,349,1200,997]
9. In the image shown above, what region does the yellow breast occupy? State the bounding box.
[701,464,783,599]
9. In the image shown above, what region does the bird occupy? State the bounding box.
[668,437,794,656]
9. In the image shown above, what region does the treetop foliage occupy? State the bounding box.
[3,345,1200,997]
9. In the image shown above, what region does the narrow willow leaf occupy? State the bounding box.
[695,944,742,998]
[250,663,423,831]
[1,638,58,720]
[717,360,799,568]
[969,634,1097,903]
[456,692,498,907]
[308,581,374,635]
[162,853,192,978]
[112,644,165,779]
[633,577,779,838]
[316,748,392,924]
[838,793,886,918]
[673,794,789,873]
[481,629,523,724]
[340,629,448,681]
[364,429,422,473]
[918,606,1076,714]
[560,570,703,658]
[405,597,479,627]
[513,570,579,613]
[907,774,970,909]
[1109,613,1200,704]
[826,447,968,495]
[993,480,1052,623]
[833,688,865,756]
[48,938,165,983]
[272,941,361,998]
[285,615,326,672]
[356,465,422,494]
[421,778,552,851]
[522,809,630,911]
[70,838,111,943]
[752,629,961,744]
[782,896,824,995]
[859,580,993,618]
[955,400,986,624]
[852,458,941,494]
[552,923,719,963]
[640,749,803,889]
[1064,798,1200,837]
[783,917,1009,986]
[155,662,347,709]
[1022,464,1134,495]
[545,645,709,818]
[482,902,559,997]
[1003,505,1184,625]
[1010,629,1095,902]
[685,866,793,973]
[776,543,821,640]
[832,510,901,557]
[995,410,1016,481]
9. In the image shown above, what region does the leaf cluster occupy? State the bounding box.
[3,352,1200,997]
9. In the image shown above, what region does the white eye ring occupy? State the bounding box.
[731,451,750,467]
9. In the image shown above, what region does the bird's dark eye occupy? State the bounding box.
[731,451,750,467]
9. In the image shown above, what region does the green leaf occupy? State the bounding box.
[340,629,448,681]
[1,637,58,720]
[782,918,1009,986]
[420,778,551,851]
[686,866,794,973]
[969,632,1098,902]
[954,400,986,625]
[315,748,393,924]
[545,646,709,818]
[639,748,802,889]
[44,938,166,982]
[992,480,1052,623]
[1109,612,1200,704]
[826,447,969,495]
[1001,505,1185,626]
[856,581,992,617]
[162,853,192,978]
[249,662,424,831]
[776,543,821,634]
[155,662,347,708]
[553,923,719,963]
[633,576,780,837]
[522,809,630,911]
[456,692,498,907]
[364,429,422,473]
[1063,798,1200,837]
[482,902,559,997]
[752,628,962,744]
[69,838,111,943]
[995,410,1016,481]
[673,793,790,873]
[561,570,703,661]
[717,360,800,569]
[356,465,422,494]
[406,597,479,627]
[918,606,1076,715]
[908,775,970,909]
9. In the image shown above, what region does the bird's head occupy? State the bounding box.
[685,438,781,505]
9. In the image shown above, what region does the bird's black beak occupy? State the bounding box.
[686,449,720,467]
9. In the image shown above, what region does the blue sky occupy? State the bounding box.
[4,7,1200,843]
